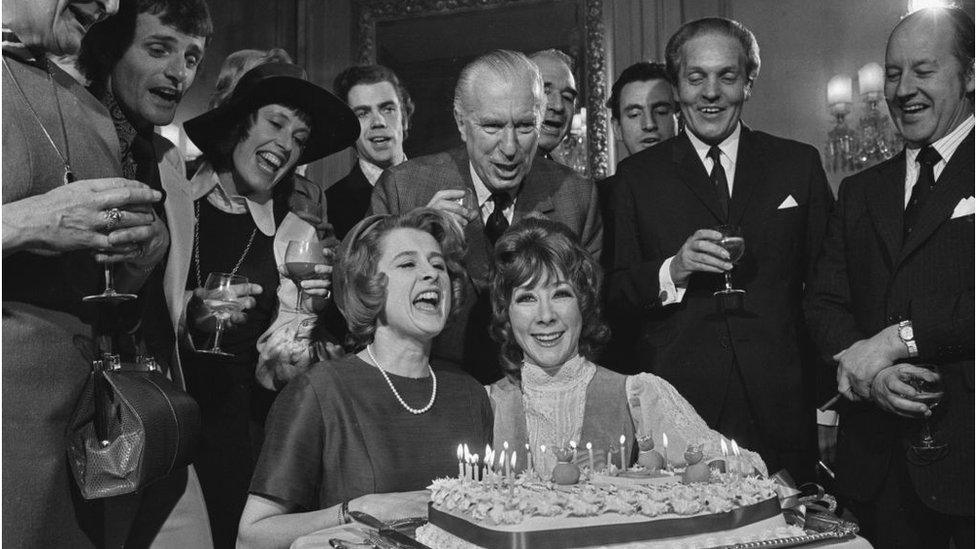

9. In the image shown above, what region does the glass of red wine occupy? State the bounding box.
[284,239,327,310]
[906,364,948,461]
[713,224,746,296]
[199,272,248,356]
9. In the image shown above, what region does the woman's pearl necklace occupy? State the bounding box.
[366,345,437,414]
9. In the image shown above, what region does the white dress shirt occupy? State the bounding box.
[190,163,276,236]
[903,115,974,207]
[658,125,743,305]
[469,163,516,224]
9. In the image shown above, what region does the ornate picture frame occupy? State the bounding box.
[354,0,609,179]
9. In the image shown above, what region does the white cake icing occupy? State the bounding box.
[421,472,802,548]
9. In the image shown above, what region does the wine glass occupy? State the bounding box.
[83,261,138,303]
[284,239,327,309]
[713,224,746,296]
[455,188,479,221]
[906,365,948,461]
[198,272,248,356]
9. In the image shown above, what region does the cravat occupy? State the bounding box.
[904,145,942,237]
[708,146,730,221]
[485,192,512,245]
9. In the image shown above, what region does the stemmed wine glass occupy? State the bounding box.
[284,239,327,310]
[455,188,478,218]
[84,250,138,303]
[198,272,248,356]
[713,224,746,296]
[906,364,948,461]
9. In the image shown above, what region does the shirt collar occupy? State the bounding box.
[189,161,276,236]
[358,157,385,186]
[905,114,974,166]
[468,163,494,208]
[686,122,742,168]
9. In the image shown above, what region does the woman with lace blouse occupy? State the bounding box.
[487,217,766,479]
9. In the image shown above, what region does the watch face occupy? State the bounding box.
[901,326,914,340]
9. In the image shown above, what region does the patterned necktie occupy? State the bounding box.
[904,145,942,238]
[708,146,730,221]
[485,192,512,245]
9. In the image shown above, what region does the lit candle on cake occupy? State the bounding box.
[457,444,464,479]
[569,440,577,462]
[718,438,729,474]
[485,448,494,485]
[662,433,669,472]
[587,442,594,470]
[731,439,741,476]
[619,435,627,471]
[472,454,480,481]
[504,448,511,478]
[499,449,507,481]
[509,451,517,499]
[525,443,533,472]
[463,445,471,480]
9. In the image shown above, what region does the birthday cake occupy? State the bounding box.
[416,471,804,548]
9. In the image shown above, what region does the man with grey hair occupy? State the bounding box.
[605,18,831,482]
[529,49,578,157]
[372,49,601,384]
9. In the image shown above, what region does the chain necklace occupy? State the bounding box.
[2,56,75,185]
[366,345,437,414]
[193,199,258,288]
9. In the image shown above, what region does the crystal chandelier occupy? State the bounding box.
[825,63,902,173]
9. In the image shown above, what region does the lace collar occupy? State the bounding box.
[521,354,595,393]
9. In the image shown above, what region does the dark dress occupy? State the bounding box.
[250,355,493,510]
[182,197,283,548]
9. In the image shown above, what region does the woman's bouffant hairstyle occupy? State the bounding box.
[332,208,467,349]
[489,217,609,379]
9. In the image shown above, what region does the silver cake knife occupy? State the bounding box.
[347,511,431,549]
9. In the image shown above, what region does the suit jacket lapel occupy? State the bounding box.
[514,162,557,219]
[451,148,491,289]
[157,145,194,332]
[899,131,975,263]
[728,127,763,226]
[865,154,906,267]
[673,133,725,223]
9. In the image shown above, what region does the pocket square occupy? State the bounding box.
[777,195,798,209]
[950,196,975,219]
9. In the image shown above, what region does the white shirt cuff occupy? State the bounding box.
[658,256,687,305]
[817,410,839,427]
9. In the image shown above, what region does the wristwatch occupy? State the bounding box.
[898,320,918,358]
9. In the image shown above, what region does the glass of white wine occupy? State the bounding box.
[906,364,948,462]
[713,224,746,296]
[198,272,248,356]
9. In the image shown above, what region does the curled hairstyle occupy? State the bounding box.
[453,49,545,121]
[78,0,213,96]
[333,208,468,348]
[489,217,610,379]
[606,61,672,120]
[333,64,416,138]
[665,17,761,87]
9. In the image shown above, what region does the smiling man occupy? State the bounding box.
[371,49,601,384]
[604,18,832,483]
[327,65,414,240]
[529,49,578,157]
[75,1,215,546]
[805,7,974,546]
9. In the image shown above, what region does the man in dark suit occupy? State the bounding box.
[804,7,974,546]
[327,65,414,240]
[604,18,831,481]
[372,49,601,384]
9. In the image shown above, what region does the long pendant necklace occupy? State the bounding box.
[366,344,437,414]
[193,199,258,288]
[2,56,75,185]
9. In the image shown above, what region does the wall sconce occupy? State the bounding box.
[825,63,902,173]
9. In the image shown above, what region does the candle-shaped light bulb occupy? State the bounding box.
[619,435,627,471]
[586,441,594,469]
[827,74,853,107]
[858,62,884,96]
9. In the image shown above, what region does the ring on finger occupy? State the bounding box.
[104,208,124,230]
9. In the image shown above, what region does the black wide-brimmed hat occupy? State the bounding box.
[184,62,359,165]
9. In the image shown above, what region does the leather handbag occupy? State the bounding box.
[67,355,202,499]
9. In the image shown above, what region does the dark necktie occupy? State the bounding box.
[904,145,942,238]
[485,192,512,245]
[708,146,730,221]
